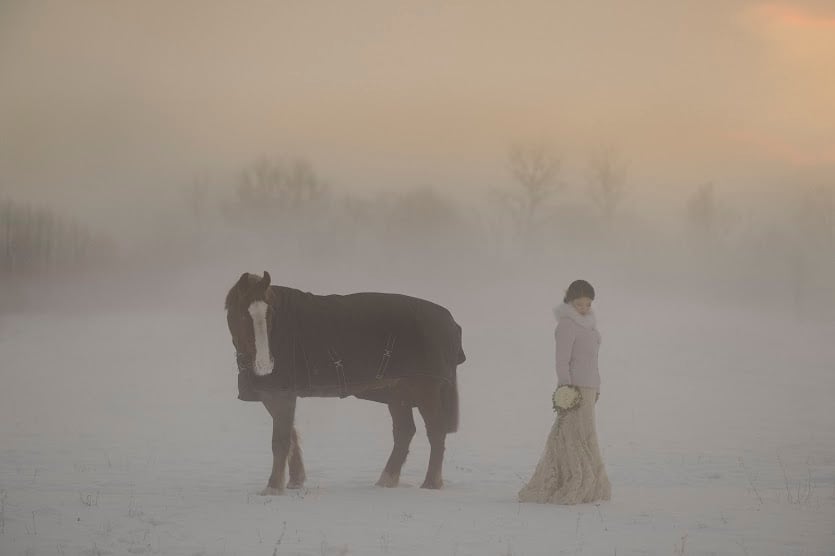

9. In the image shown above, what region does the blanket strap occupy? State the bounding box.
[299,338,314,389]
[375,334,397,379]
[327,347,348,397]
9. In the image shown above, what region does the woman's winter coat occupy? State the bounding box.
[553,303,601,390]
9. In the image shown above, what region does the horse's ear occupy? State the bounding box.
[254,271,271,293]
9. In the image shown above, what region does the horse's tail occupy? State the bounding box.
[442,371,460,434]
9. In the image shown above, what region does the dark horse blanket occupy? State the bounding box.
[239,286,466,400]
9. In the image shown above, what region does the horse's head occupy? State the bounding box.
[225,271,276,376]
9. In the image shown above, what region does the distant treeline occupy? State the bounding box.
[0,199,111,275]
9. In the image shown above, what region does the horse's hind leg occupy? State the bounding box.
[286,427,306,489]
[376,401,416,487]
[417,392,446,489]
[261,392,297,495]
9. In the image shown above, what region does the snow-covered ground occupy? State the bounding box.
[1,271,834,556]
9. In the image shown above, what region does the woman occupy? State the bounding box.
[518,279,611,504]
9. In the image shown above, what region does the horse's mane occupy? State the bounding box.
[224,287,238,311]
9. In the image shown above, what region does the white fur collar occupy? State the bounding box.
[554,303,597,329]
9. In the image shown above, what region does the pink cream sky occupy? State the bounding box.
[0,1,833,215]
[733,3,835,166]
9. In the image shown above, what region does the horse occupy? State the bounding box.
[225,271,466,494]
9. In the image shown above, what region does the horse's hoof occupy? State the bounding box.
[375,472,400,488]
[420,479,443,490]
[260,486,284,496]
[286,481,305,490]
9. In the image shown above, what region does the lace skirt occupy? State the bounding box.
[518,386,611,504]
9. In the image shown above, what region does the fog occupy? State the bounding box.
[2,1,835,235]
[2,2,834,313]
[1,0,833,451]
[1,2,834,555]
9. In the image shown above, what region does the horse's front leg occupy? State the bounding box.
[286,427,306,489]
[261,392,297,495]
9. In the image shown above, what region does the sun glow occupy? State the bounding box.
[732,3,835,167]
[756,3,835,29]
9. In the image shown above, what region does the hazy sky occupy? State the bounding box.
[1,1,833,222]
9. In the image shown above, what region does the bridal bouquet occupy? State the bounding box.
[552,385,582,414]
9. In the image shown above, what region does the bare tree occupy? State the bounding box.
[187,175,209,220]
[386,185,459,238]
[795,184,834,250]
[791,184,835,317]
[234,156,327,221]
[586,146,628,223]
[687,182,717,237]
[0,199,109,276]
[493,144,563,239]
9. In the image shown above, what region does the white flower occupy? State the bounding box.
[552,385,582,413]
